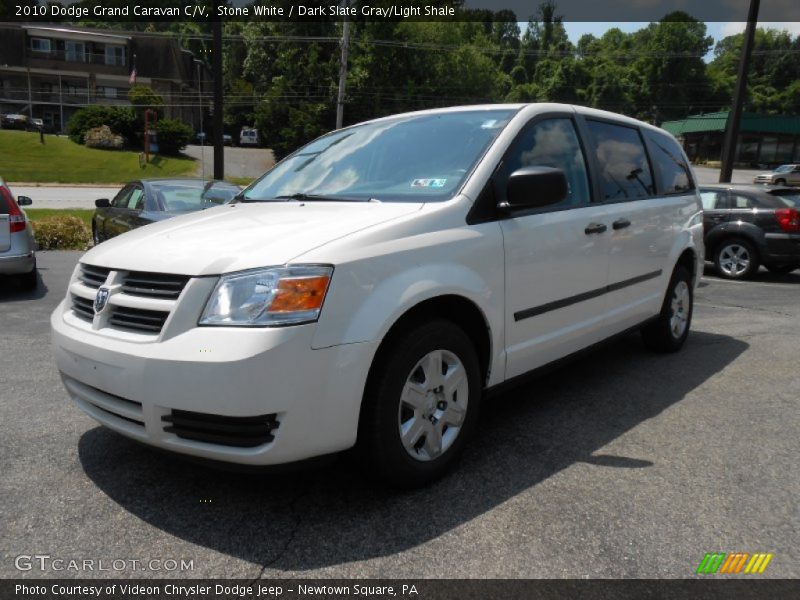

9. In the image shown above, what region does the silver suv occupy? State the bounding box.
[754,164,800,186]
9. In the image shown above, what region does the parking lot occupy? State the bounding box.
[0,251,798,579]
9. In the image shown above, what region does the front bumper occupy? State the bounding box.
[51,299,376,465]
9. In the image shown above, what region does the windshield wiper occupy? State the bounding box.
[273,193,370,203]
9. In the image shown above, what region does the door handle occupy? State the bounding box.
[612,218,631,230]
[584,223,607,235]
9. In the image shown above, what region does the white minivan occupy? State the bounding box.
[52,104,703,486]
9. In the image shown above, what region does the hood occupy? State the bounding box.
[83,201,423,275]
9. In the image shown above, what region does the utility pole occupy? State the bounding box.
[335,0,351,129]
[719,0,760,183]
[212,17,224,180]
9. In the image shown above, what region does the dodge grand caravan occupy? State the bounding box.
[52,104,704,486]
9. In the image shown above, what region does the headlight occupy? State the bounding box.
[199,265,333,327]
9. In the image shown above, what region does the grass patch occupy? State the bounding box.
[0,130,196,184]
[25,208,94,229]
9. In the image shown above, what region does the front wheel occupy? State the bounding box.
[774,179,786,186]
[357,319,481,487]
[641,266,693,353]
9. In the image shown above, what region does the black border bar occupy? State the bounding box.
[514,270,662,322]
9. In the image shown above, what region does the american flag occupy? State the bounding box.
[129,68,137,85]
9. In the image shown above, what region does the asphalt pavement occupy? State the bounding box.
[0,252,798,579]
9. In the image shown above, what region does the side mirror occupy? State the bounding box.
[17,196,32,206]
[95,199,110,208]
[500,166,568,211]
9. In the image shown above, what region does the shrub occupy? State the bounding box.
[155,119,192,155]
[32,216,91,250]
[67,106,137,145]
[84,125,124,150]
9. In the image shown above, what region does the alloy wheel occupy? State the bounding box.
[719,244,750,277]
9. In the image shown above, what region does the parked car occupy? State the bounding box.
[29,118,44,131]
[699,184,800,278]
[92,178,241,245]
[52,104,704,486]
[1,114,29,130]
[239,127,259,146]
[0,178,36,289]
[195,132,207,143]
[223,134,233,146]
[753,164,800,186]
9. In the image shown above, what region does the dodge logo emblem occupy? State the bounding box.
[94,287,110,314]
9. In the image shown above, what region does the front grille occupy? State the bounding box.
[79,264,110,288]
[121,271,189,299]
[162,410,280,448]
[71,294,94,321]
[108,306,169,333]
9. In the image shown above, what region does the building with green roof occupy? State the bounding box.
[661,111,800,167]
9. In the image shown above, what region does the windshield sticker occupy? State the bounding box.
[412,179,447,188]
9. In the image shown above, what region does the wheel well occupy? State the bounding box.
[676,247,697,282]
[371,295,492,387]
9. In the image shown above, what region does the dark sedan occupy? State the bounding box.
[699,184,800,279]
[92,178,240,245]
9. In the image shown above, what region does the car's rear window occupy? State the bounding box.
[769,190,800,208]
[0,188,11,214]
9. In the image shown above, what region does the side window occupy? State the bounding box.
[110,186,132,208]
[700,191,727,210]
[127,188,144,210]
[586,120,655,201]
[645,130,694,194]
[501,118,590,208]
[730,194,753,209]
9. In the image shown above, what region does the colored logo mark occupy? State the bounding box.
[696,552,773,574]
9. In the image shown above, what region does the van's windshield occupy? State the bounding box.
[240,109,517,203]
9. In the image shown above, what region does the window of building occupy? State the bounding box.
[30,38,51,53]
[776,138,794,164]
[105,46,125,66]
[586,120,655,201]
[500,117,591,209]
[65,41,85,63]
[102,86,118,99]
[645,130,694,195]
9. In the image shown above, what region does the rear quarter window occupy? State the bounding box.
[645,130,695,195]
[585,120,655,201]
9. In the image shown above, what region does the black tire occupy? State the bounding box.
[775,179,786,186]
[641,265,693,353]
[766,264,798,275]
[357,319,482,488]
[714,238,760,280]
[19,260,38,290]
